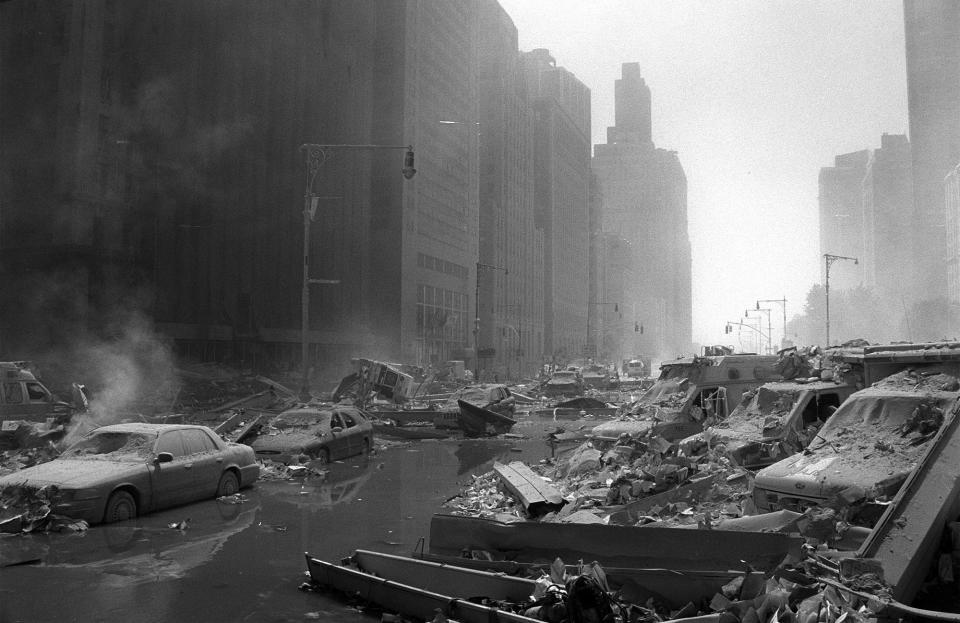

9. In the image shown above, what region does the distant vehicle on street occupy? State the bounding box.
[0,423,259,525]
[581,364,616,390]
[543,370,585,397]
[433,384,516,430]
[624,359,648,378]
[249,405,373,464]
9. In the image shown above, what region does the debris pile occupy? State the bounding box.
[446,434,756,527]
[0,484,88,534]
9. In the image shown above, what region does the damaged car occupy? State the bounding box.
[679,380,855,469]
[0,423,259,525]
[752,369,960,523]
[249,405,373,464]
[592,353,780,442]
[542,370,585,398]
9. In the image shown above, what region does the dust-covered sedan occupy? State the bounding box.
[249,405,373,464]
[0,423,259,525]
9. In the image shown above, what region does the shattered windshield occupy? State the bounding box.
[720,386,800,436]
[809,392,954,451]
[273,411,330,431]
[453,387,491,403]
[638,365,693,406]
[61,431,153,461]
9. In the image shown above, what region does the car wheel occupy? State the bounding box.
[104,490,137,524]
[311,447,330,465]
[361,438,370,455]
[216,471,240,497]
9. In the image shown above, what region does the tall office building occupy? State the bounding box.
[818,150,870,290]
[522,49,592,365]
[475,0,542,379]
[903,0,960,298]
[0,1,493,385]
[592,63,692,360]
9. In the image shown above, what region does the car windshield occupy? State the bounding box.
[61,431,154,461]
[453,387,491,403]
[809,391,955,451]
[273,411,330,431]
[720,386,800,436]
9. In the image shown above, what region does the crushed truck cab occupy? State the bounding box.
[0,361,86,439]
[593,353,780,441]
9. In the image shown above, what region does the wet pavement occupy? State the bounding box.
[0,418,561,623]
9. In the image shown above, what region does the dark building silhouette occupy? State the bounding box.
[592,63,692,360]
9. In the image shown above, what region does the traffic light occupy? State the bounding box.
[401,150,416,179]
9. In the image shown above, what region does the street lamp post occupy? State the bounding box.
[823,253,858,347]
[298,143,416,401]
[757,297,787,349]
[746,307,772,354]
[474,261,506,380]
[725,320,771,354]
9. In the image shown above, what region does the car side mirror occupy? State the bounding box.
[157,452,174,463]
[331,426,343,434]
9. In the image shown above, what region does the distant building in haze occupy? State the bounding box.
[903,0,960,298]
[592,62,692,360]
[818,150,870,290]
[522,48,592,365]
[861,134,914,301]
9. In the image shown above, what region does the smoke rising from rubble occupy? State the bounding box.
[60,312,179,447]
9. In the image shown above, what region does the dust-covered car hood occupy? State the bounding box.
[0,458,146,490]
[755,385,958,499]
[249,431,317,453]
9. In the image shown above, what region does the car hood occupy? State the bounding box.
[0,459,145,489]
[250,431,317,453]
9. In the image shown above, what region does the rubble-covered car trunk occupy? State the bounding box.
[679,381,855,469]
[752,370,960,523]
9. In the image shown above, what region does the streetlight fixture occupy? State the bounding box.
[757,297,788,350]
[746,307,773,354]
[474,261,507,379]
[298,143,415,401]
[725,320,771,354]
[823,253,858,347]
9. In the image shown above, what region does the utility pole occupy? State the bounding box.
[757,297,787,349]
[298,143,415,401]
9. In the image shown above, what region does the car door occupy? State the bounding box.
[326,412,350,460]
[150,431,195,509]
[179,428,224,500]
[337,410,363,457]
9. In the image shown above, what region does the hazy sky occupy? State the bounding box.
[498,0,908,349]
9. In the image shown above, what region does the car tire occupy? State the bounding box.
[361,438,370,455]
[104,490,137,523]
[216,471,240,497]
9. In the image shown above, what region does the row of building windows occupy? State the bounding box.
[417,252,468,280]
[416,284,468,344]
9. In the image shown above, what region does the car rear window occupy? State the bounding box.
[62,431,153,461]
